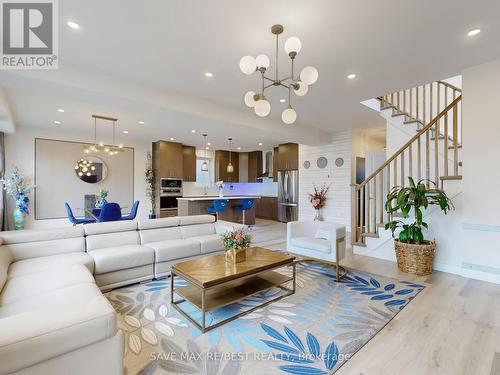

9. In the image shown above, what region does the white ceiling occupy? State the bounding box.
[1,0,499,150]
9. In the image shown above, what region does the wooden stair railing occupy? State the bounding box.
[379,80,462,143]
[351,94,462,247]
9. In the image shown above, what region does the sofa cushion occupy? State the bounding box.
[290,237,331,253]
[0,248,13,294]
[0,265,94,305]
[145,239,200,262]
[0,227,84,244]
[89,245,154,274]
[139,226,182,244]
[0,294,116,375]
[181,223,216,239]
[0,283,102,318]
[178,215,215,226]
[7,252,94,279]
[86,230,140,251]
[189,234,223,254]
[138,217,179,230]
[84,220,137,235]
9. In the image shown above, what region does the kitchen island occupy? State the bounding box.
[177,196,260,225]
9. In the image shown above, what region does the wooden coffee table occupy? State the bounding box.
[170,247,296,332]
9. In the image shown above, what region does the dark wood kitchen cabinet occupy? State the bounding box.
[255,197,278,220]
[215,150,239,182]
[277,143,299,170]
[152,140,183,178]
[248,151,262,182]
[182,145,196,182]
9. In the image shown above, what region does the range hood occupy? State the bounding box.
[257,150,273,179]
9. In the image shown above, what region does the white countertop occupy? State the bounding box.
[177,195,265,201]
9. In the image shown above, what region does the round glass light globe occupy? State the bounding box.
[284,37,302,55]
[282,108,297,124]
[294,81,309,96]
[254,99,271,117]
[300,66,319,85]
[239,56,256,75]
[244,91,256,107]
[255,54,270,69]
[227,163,234,173]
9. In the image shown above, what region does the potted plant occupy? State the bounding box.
[308,184,329,221]
[1,167,33,230]
[145,152,156,219]
[221,229,252,264]
[385,177,453,275]
[95,189,109,209]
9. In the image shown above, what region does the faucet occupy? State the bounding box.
[203,186,208,196]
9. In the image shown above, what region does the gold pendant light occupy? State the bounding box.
[227,137,234,173]
[83,115,125,156]
[201,134,209,171]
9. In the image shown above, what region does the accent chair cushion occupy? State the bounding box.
[315,228,332,241]
[7,252,94,279]
[145,239,201,263]
[290,237,331,254]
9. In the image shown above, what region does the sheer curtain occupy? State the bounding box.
[0,132,7,230]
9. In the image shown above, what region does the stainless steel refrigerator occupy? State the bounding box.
[277,170,298,222]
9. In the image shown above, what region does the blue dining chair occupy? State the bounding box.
[98,202,122,222]
[121,200,139,220]
[64,202,95,226]
[233,198,254,225]
[206,199,229,221]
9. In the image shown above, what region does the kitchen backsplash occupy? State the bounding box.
[183,178,277,197]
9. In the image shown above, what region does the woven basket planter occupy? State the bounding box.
[394,240,436,276]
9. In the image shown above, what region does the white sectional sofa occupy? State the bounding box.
[0,215,241,375]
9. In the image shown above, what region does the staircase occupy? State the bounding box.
[351,80,463,248]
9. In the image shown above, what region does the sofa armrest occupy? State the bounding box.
[287,221,317,241]
[0,296,116,375]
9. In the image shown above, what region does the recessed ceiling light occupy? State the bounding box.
[138,121,145,125]
[123,130,129,134]
[170,137,175,141]
[57,108,64,113]
[67,21,80,30]
[205,146,209,150]
[467,28,481,37]
[53,120,61,125]
[258,142,263,146]
[207,142,211,146]
[237,147,241,150]
[280,99,286,103]
[347,74,357,80]
[191,129,196,133]
[205,72,213,77]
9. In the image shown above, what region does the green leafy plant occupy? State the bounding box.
[384,177,454,244]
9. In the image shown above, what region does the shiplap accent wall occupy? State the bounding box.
[299,131,352,229]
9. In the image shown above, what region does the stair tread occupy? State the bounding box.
[440,175,463,180]
[362,232,380,238]
[352,241,367,248]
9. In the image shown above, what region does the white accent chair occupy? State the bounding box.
[287,221,347,280]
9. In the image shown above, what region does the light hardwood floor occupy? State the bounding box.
[251,219,500,375]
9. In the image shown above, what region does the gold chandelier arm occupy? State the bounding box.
[291,58,295,81]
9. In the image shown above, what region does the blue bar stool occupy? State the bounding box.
[233,198,254,225]
[206,199,228,221]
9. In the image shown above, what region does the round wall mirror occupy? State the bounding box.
[335,157,344,167]
[317,156,328,169]
[74,157,108,184]
[303,160,311,169]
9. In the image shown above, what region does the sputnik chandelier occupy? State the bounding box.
[239,24,319,124]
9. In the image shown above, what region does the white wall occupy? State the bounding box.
[4,126,151,230]
[299,131,352,228]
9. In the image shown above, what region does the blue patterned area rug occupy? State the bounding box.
[105,263,424,375]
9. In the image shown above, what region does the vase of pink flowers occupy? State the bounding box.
[221,229,252,264]
[308,184,330,221]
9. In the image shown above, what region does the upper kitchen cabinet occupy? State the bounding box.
[247,151,262,182]
[182,145,196,182]
[152,140,183,178]
[215,150,239,182]
[275,143,299,171]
